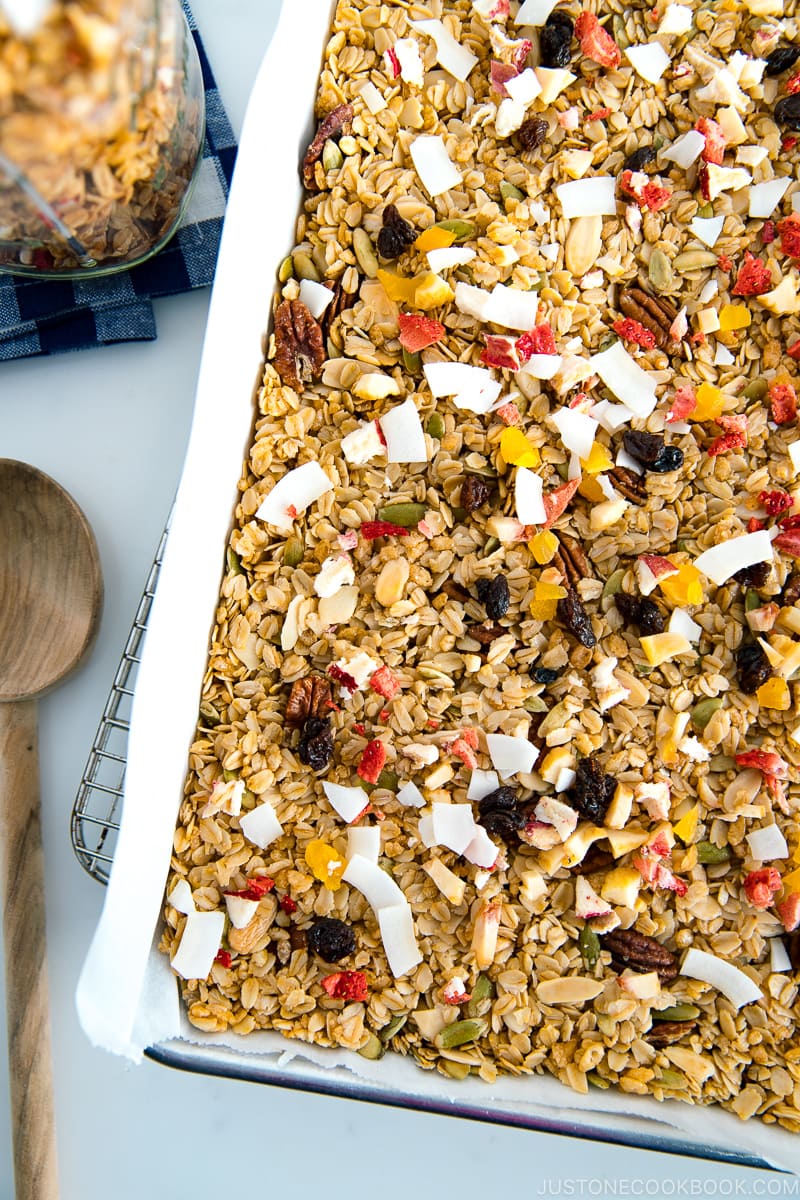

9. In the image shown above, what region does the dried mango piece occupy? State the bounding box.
[530,579,567,620]
[413,272,455,309]
[528,529,559,564]
[415,226,457,252]
[718,303,751,332]
[691,383,725,423]
[500,426,540,468]
[756,676,791,710]
[658,563,705,606]
[578,475,606,503]
[581,441,614,474]
[305,839,346,891]
[673,804,700,845]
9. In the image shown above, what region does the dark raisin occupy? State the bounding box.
[737,640,774,695]
[615,593,665,635]
[789,931,800,971]
[622,145,656,173]
[297,716,334,771]
[517,116,548,152]
[377,226,407,259]
[765,44,800,76]
[460,473,493,513]
[528,712,546,756]
[649,446,684,473]
[476,575,510,620]
[783,572,800,607]
[478,786,519,817]
[735,561,772,590]
[481,808,525,843]
[622,429,664,465]
[775,93,800,128]
[532,666,562,684]
[307,917,356,962]
[539,9,574,68]
[377,203,415,259]
[556,586,596,648]
[569,755,616,824]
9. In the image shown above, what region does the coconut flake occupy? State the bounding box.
[467,768,501,800]
[668,608,703,643]
[224,894,259,930]
[520,354,563,380]
[454,281,493,321]
[426,247,476,272]
[714,344,736,367]
[411,18,479,82]
[661,130,706,169]
[359,80,387,115]
[496,97,529,138]
[737,145,768,168]
[551,407,598,459]
[514,0,558,22]
[315,555,356,598]
[485,282,541,331]
[168,879,195,915]
[379,397,428,463]
[410,134,462,197]
[486,732,539,779]
[789,441,800,474]
[694,531,773,586]
[431,803,478,855]
[342,421,383,466]
[515,465,546,525]
[423,359,502,414]
[397,780,426,808]
[239,802,283,850]
[171,911,225,981]
[322,782,369,823]
[658,3,693,34]
[699,279,719,304]
[504,67,542,105]
[746,824,789,861]
[625,42,671,83]
[749,177,791,219]
[342,853,406,910]
[393,37,425,86]
[556,177,617,218]
[681,947,763,1009]
[378,903,423,976]
[616,447,643,474]
[347,825,381,864]
[590,341,658,417]
[591,399,634,434]
[463,826,501,868]
[770,937,792,973]
[255,462,333,532]
[298,279,335,319]
[689,216,725,248]
[705,163,752,201]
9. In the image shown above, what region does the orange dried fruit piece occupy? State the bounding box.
[376,269,454,310]
[530,579,567,620]
[305,839,346,891]
[581,441,614,474]
[673,804,700,845]
[691,383,725,423]
[640,631,693,666]
[718,304,751,332]
[500,426,540,467]
[658,563,705,606]
[528,529,559,564]
[756,676,791,710]
[415,226,457,252]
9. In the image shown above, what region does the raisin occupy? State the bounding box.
[789,931,800,971]
[650,446,684,473]
[765,44,800,76]
[569,755,616,824]
[622,145,656,173]
[622,429,664,466]
[377,203,415,259]
[783,572,800,607]
[615,593,665,635]
[377,226,408,259]
[532,666,562,684]
[461,473,493,513]
[737,640,774,695]
[481,808,525,843]
[307,917,356,963]
[775,93,800,128]
[297,716,335,771]
[517,116,548,151]
[477,575,510,620]
[557,586,596,647]
[735,561,771,591]
[539,9,574,68]
[478,786,519,817]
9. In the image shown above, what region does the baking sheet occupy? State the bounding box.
[76,0,800,1173]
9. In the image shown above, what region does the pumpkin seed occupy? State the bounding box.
[357,1032,385,1060]
[426,412,445,439]
[322,137,344,173]
[673,249,719,272]
[587,1071,611,1089]
[690,697,723,729]
[222,768,239,783]
[579,924,601,971]
[380,1014,408,1042]
[709,754,736,772]
[434,1018,487,1049]
[656,1068,688,1090]
[745,589,761,612]
[483,536,501,556]
[353,227,379,278]
[654,1003,701,1021]
[648,247,674,292]
[283,536,304,567]
[441,1059,471,1080]
[227,547,243,575]
[697,841,731,864]
[743,379,768,402]
[434,218,476,242]
[378,502,427,527]
[565,214,602,278]
[500,180,525,203]
[278,255,294,283]
[611,12,630,47]
[598,332,619,352]
[292,250,321,282]
[602,568,626,598]
[199,700,221,727]
[466,974,493,1018]
[403,348,422,374]
[523,695,549,713]
[376,768,399,791]
[696,202,714,218]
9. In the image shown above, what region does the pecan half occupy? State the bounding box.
[646,1019,697,1047]
[301,103,354,191]
[320,276,359,341]
[274,299,325,392]
[285,674,332,727]
[608,465,647,504]
[555,533,592,586]
[619,287,678,350]
[466,622,508,645]
[602,929,679,981]
[441,579,471,603]
[572,844,614,874]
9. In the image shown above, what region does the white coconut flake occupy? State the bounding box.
[467,768,501,801]
[411,18,479,82]
[714,343,736,367]
[749,177,791,219]
[504,67,542,105]
[255,462,333,532]
[378,903,423,977]
[551,407,598,460]
[224,894,259,930]
[410,134,462,197]
[347,825,381,864]
[392,38,425,87]
[426,247,476,272]
[359,80,387,115]
[514,0,558,22]
[737,144,768,168]
[485,282,541,331]
[171,911,225,981]
[591,399,634,434]
[699,279,719,304]
[661,130,706,169]
[515,465,546,525]
[239,802,283,850]
[616,447,643,474]
[770,937,792,973]
[431,803,478,855]
[322,782,369,823]
[556,177,617,218]
[496,97,529,138]
[520,354,563,380]
[379,397,428,464]
[658,3,693,34]
[342,853,406,911]
[341,421,383,466]
[694,531,773,586]
[315,555,355,599]
[424,359,493,399]
[625,42,671,83]
[486,732,539,779]
[690,216,725,248]
[789,440,800,474]
[681,947,763,1009]
[397,780,426,808]
[167,879,195,915]
[746,824,789,861]
[464,826,501,868]
[298,279,335,319]
[454,281,493,321]
[590,341,658,417]
[669,608,703,643]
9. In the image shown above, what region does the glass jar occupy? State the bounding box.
[0,0,204,277]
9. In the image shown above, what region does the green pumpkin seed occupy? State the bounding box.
[500,180,525,204]
[378,502,427,527]
[353,227,379,278]
[656,1068,688,1090]
[745,590,761,612]
[523,695,549,713]
[434,1018,487,1049]
[709,754,736,772]
[598,332,619,352]
[555,462,570,481]
[357,1033,385,1061]
[483,536,501,557]
[283,536,304,568]
[673,249,719,273]
[690,697,723,729]
[466,974,493,1018]
[579,924,601,971]
[199,700,221,727]
[403,348,422,374]
[743,379,768,402]
[380,1015,408,1042]
[322,138,344,173]
[696,202,714,218]
[241,788,256,811]
[292,250,321,282]
[697,840,731,864]
[602,568,626,598]
[648,247,674,293]
[227,547,243,576]
[376,768,399,791]
[426,412,445,440]
[223,768,239,783]
[434,218,476,242]
[441,1059,471,1080]
[278,255,294,283]
[587,1071,610,1089]
[653,1004,701,1022]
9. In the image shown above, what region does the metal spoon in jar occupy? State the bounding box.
[0,459,103,1200]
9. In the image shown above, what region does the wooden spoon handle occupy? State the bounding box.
[0,700,59,1200]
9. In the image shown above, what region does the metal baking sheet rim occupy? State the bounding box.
[135,0,778,1170]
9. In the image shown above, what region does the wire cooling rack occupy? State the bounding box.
[70,522,170,885]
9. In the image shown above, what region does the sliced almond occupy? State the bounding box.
[536,976,604,1005]
[564,215,602,279]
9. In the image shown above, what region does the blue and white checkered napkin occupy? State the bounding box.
[0,2,237,361]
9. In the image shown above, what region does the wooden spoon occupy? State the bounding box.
[0,459,103,1200]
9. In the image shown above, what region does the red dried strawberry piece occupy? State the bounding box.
[496,401,520,425]
[320,971,369,1001]
[697,164,711,201]
[215,950,232,968]
[731,252,772,296]
[788,339,800,359]
[398,312,445,353]
[717,254,732,273]
[328,664,359,693]
[357,739,387,784]
[778,892,800,933]
[787,70,800,95]
[542,477,580,528]
[760,489,794,516]
[774,528,800,557]
[490,59,518,95]
[517,323,557,360]
[747,517,765,533]
[735,749,789,779]
[778,213,800,259]
[279,895,298,914]
[769,380,798,424]
[666,384,697,422]
[587,107,611,121]
[361,520,410,539]
[762,219,776,245]
[612,318,657,350]
[575,10,621,68]
[743,867,782,910]
[783,135,799,152]
[779,514,800,530]
[707,413,747,456]
[448,737,478,770]
[640,181,671,212]
[481,334,520,370]
[227,875,275,901]
[370,665,401,700]
[694,117,725,165]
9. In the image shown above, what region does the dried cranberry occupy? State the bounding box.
[734,561,771,590]
[297,716,334,771]
[737,640,774,694]
[615,593,665,635]
[476,575,511,620]
[539,9,574,68]
[517,116,548,151]
[622,145,657,173]
[569,756,615,824]
[765,44,800,76]
[307,917,356,963]
[557,586,596,648]
[461,474,493,513]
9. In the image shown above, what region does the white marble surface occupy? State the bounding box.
[0,2,790,1195]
